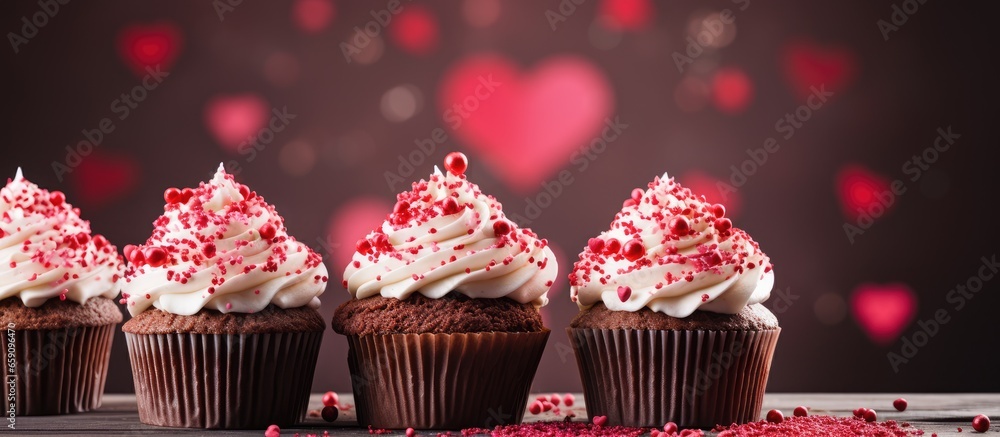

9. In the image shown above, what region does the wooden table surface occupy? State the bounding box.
[10,393,997,436]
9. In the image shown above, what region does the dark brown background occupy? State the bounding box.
[1,0,997,395]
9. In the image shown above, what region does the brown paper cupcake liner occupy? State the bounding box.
[568,328,780,428]
[125,330,322,429]
[1,323,115,416]
[347,330,549,430]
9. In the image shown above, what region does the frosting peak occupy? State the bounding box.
[570,173,773,317]
[344,154,557,307]
[120,165,328,316]
[0,169,123,306]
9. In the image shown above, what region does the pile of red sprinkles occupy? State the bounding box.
[712,415,925,436]
[461,421,654,437]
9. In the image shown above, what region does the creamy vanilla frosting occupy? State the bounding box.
[343,156,557,307]
[570,173,773,317]
[0,168,124,307]
[120,165,328,316]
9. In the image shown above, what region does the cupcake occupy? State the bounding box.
[0,168,124,415]
[333,152,557,430]
[119,165,328,429]
[568,173,778,428]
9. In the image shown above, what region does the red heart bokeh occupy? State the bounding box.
[292,0,335,34]
[389,4,439,56]
[598,0,654,30]
[836,164,893,222]
[438,54,614,193]
[70,150,140,209]
[782,40,857,100]
[711,67,754,114]
[679,170,742,219]
[203,94,271,152]
[326,196,393,270]
[117,22,182,77]
[850,283,917,345]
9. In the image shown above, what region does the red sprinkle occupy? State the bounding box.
[972,414,990,432]
[630,188,644,202]
[258,223,277,240]
[794,406,809,417]
[264,424,280,437]
[603,238,621,255]
[766,409,784,424]
[163,187,182,204]
[622,239,645,261]
[712,203,726,218]
[668,216,689,234]
[663,422,678,433]
[587,238,605,253]
[321,405,338,422]
[49,191,65,206]
[864,409,877,422]
[528,401,542,415]
[356,239,372,255]
[592,416,608,427]
[563,394,575,407]
[714,218,732,232]
[322,391,339,407]
[406,428,416,437]
[893,398,907,412]
[143,247,168,268]
[180,188,194,203]
[444,152,468,176]
[493,220,511,236]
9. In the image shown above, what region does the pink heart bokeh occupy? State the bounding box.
[438,54,614,193]
[850,283,917,345]
[117,22,183,77]
[836,164,893,222]
[679,170,742,219]
[70,150,140,208]
[325,196,393,271]
[782,40,858,100]
[203,94,270,153]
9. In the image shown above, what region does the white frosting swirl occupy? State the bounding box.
[0,168,124,307]
[570,173,773,317]
[121,165,328,316]
[344,167,557,307]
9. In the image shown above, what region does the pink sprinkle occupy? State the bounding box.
[226,302,233,310]
[563,394,575,407]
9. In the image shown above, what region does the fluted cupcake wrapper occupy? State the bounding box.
[125,331,322,429]
[1,324,115,416]
[568,328,780,429]
[346,330,550,430]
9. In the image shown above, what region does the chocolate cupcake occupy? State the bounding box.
[333,153,556,430]
[568,173,779,428]
[119,165,328,429]
[0,168,124,415]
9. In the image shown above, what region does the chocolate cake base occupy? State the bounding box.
[0,297,120,416]
[124,306,324,428]
[123,305,325,334]
[0,296,123,329]
[347,330,549,430]
[332,292,544,335]
[569,307,780,428]
[570,303,779,331]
